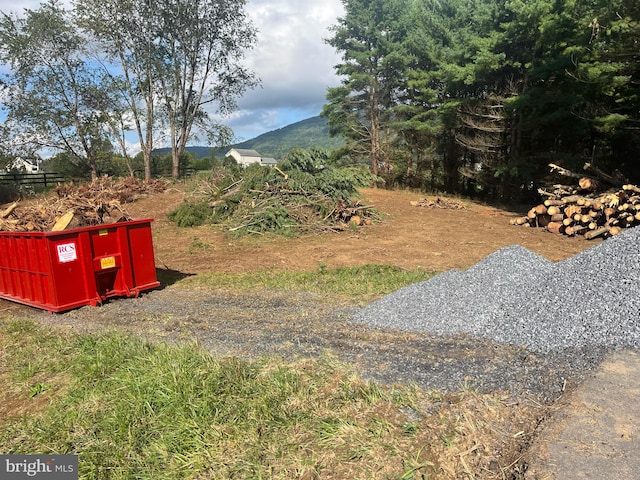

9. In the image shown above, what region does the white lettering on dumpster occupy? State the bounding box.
[56,242,77,263]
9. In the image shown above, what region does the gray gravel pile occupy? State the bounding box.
[352,226,640,353]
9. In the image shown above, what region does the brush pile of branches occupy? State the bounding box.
[511,163,640,239]
[410,197,467,209]
[169,148,380,235]
[0,177,167,232]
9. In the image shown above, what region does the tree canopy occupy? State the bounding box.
[0,0,258,180]
[0,0,113,178]
[324,0,640,201]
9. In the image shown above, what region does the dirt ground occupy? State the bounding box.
[524,350,640,479]
[2,185,637,479]
[130,186,595,275]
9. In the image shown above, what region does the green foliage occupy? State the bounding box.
[0,1,114,178]
[47,152,91,179]
[168,148,379,235]
[188,155,213,171]
[324,0,412,174]
[278,147,324,173]
[168,201,212,228]
[325,0,640,201]
[0,184,21,204]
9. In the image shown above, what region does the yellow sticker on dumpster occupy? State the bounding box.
[98,229,109,236]
[100,256,116,269]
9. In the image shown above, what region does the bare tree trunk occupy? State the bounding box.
[143,99,154,182]
[369,82,381,178]
[370,117,381,176]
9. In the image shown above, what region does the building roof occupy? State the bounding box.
[226,148,261,157]
[261,157,278,165]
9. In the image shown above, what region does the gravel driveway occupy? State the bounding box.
[17,283,607,404]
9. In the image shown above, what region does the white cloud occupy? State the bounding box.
[228,0,344,140]
[0,0,345,143]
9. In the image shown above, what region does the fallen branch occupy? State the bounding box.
[0,202,17,219]
[209,186,241,208]
[584,162,626,186]
[0,177,165,232]
[549,163,585,179]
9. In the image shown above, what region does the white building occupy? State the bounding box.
[224,148,261,167]
[2,157,41,174]
[224,148,278,168]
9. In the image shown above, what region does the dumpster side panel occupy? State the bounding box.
[0,219,159,312]
[44,232,101,312]
[0,233,56,309]
[22,235,50,305]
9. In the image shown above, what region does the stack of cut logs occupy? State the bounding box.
[511,163,640,240]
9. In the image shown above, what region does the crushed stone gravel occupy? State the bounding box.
[352,226,640,354]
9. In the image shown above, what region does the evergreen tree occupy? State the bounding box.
[323,0,411,176]
[566,0,640,180]
[391,0,456,190]
[325,0,640,194]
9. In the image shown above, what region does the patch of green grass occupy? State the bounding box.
[1,319,74,390]
[0,320,440,479]
[0,318,536,479]
[181,264,435,299]
[187,237,212,253]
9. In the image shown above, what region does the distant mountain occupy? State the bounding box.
[153,116,344,160]
[230,116,343,159]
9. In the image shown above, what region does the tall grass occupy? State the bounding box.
[1,319,448,479]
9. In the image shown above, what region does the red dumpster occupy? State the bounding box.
[0,219,160,313]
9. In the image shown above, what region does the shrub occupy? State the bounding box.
[168,200,212,227]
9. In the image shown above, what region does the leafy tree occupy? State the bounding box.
[47,151,91,178]
[0,0,116,178]
[75,0,259,180]
[155,0,259,178]
[74,0,166,181]
[0,147,14,172]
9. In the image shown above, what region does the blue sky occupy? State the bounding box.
[0,0,345,147]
